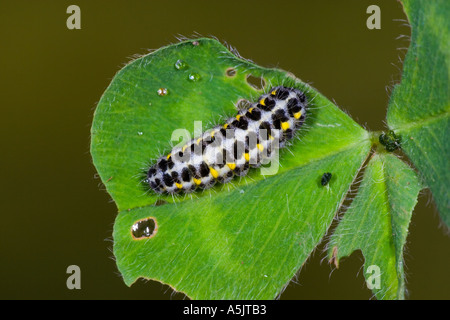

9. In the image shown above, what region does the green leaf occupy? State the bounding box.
[91,38,371,299]
[114,146,369,299]
[387,0,450,224]
[328,153,422,300]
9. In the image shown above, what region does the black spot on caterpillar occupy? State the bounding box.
[146,86,307,194]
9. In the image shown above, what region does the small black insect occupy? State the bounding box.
[321,172,332,186]
[379,130,402,152]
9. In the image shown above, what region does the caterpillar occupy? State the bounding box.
[146,86,307,194]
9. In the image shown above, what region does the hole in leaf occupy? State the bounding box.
[246,74,266,91]
[235,98,251,110]
[154,199,168,206]
[131,217,157,239]
[226,68,237,77]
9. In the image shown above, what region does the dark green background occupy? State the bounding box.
[1,0,448,299]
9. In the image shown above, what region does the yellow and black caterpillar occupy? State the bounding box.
[147,86,307,194]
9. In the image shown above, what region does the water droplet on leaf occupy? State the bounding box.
[174,59,187,70]
[188,73,200,82]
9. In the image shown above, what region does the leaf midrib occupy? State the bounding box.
[389,105,450,132]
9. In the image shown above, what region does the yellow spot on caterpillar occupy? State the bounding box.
[249,107,254,113]
[244,153,250,161]
[167,153,172,160]
[236,115,241,121]
[259,98,266,106]
[227,163,236,170]
[193,178,202,185]
[197,138,202,144]
[271,89,277,96]
[175,182,183,189]
[223,123,229,129]
[257,144,264,152]
[281,122,290,130]
[182,145,187,152]
[210,167,219,179]
[211,131,215,138]
[294,111,302,119]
